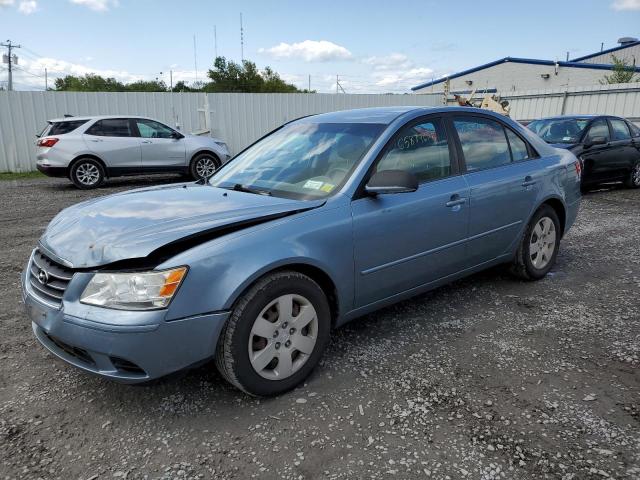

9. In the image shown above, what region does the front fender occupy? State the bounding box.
[161,202,354,322]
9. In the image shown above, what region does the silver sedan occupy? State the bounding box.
[35,115,231,188]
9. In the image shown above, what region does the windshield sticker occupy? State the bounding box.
[562,136,573,141]
[320,183,335,193]
[303,180,324,190]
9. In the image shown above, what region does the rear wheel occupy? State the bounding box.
[624,162,640,189]
[510,205,561,281]
[189,153,220,181]
[215,271,331,396]
[70,158,105,189]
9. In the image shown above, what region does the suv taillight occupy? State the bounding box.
[574,160,582,178]
[37,138,59,148]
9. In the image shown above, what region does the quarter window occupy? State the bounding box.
[628,122,640,138]
[135,119,175,139]
[584,119,610,143]
[610,119,631,141]
[48,120,89,135]
[453,117,511,171]
[376,119,451,182]
[86,119,133,137]
[505,129,530,162]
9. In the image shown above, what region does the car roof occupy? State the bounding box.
[47,114,150,123]
[532,115,604,121]
[306,106,435,124]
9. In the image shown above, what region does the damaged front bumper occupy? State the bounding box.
[21,250,229,383]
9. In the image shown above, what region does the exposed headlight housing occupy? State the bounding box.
[214,141,228,151]
[80,267,187,310]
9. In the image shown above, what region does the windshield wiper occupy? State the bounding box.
[229,183,272,196]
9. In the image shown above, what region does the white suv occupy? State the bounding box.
[36,115,231,189]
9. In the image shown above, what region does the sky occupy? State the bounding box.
[0,0,639,93]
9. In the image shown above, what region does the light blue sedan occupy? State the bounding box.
[22,107,581,396]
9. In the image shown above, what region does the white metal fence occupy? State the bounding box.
[1,84,639,172]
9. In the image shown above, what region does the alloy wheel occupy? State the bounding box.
[529,217,556,269]
[76,163,100,186]
[248,294,318,380]
[195,157,217,179]
[633,163,640,186]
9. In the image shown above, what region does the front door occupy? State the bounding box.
[450,115,541,265]
[83,118,141,169]
[134,119,186,169]
[608,118,640,179]
[351,116,470,308]
[581,118,618,183]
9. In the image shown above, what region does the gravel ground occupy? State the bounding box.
[0,175,639,480]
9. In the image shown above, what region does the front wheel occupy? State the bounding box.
[215,271,331,396]
[624,162,640,189]
[510,205,561,281]
[189,153,220,181]
[70,158,105,189]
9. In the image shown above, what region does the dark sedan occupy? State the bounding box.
[528,115,640,191]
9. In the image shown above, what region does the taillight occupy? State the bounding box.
[37,138,59,148]
[574,160,582,178]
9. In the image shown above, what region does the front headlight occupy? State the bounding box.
[214,141,228,151]
[80,267,187,310]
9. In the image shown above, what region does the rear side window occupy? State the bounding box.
[86,119,133,137]
[47,120,89,135]
[629,122,640,138]
[453,117,511,171]
[584,119,610,143]
[610,119,631,141]
[376,118,452,183]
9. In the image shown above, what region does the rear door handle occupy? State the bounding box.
[522,176,537,187]
[445,195,466,207]
[89,139,103,142]
[141,140,152,144]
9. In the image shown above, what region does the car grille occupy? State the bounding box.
[29,249,74,308]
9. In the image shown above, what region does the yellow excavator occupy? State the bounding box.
[444,79,510,116]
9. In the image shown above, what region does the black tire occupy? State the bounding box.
[510,205,561,281]
[623,161,640,189]
[215,271,331,396]
[189,152,220,181]
[70,158,105,189]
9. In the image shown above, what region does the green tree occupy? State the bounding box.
[600,54,639,84]
[125,80,167,92]
[54,74,126,92]
[206,56,309,93]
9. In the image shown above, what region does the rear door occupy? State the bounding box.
[450,114,541,266]
[133,119,186,169]
[83,118,141,169]
[351,115,470,308]
[608,118,640,177]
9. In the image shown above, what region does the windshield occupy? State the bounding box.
[210,122,385,199]
[528,118,590,144]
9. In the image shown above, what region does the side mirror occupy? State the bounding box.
[171,131,184,140]
[584,136,606,148]
[365,170,419,195]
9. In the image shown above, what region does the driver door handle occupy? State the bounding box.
[445,194,466,207]
[141,140,152,144]
[522,176,537,187]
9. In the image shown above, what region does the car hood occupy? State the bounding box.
[40,183,323,268]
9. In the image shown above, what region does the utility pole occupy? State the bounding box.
[1,40,21,91]
[335,75,345,94]
[214,25,218,59]
[308,74,311,92]
[45,67,47,90]
[240,13,244,62]
[193,35,198,84]
[170,70,173,91]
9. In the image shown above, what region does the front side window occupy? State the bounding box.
[628,122,640,138]
[210,122,384,199]
[584,119,610,143]
[610,119,631,141]
[453,117,511,171]
[376,119,451,182]
[135,119,175,139]
[86,119,132,137]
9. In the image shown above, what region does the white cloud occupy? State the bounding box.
[611,0,640,9]
[259,40,352,62]
[362,53,412,71]
[0,0,15,6]
[69,0,117,11]
[18,0,37,14]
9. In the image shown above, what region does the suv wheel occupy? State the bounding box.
[624,162,640,189]
[70,158,105,189]
[215,271,331,396]
[510,205,561,281]
[190,153,220,181]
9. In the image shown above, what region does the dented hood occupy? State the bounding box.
[40,182,323,268]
